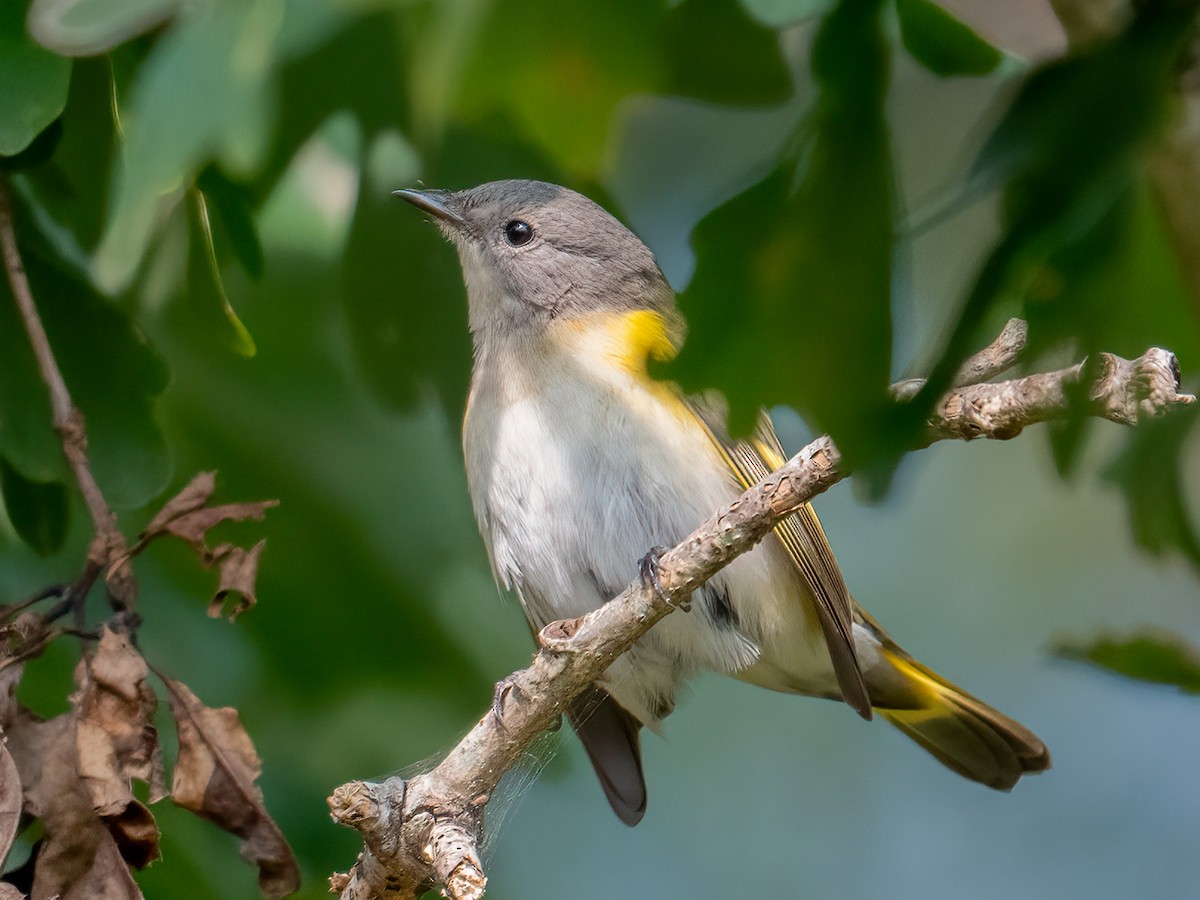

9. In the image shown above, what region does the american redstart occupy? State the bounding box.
[397,179,1049,826]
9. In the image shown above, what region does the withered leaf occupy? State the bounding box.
[134,472,276,617]
[74,627,163,868]
[74,628,164,801]
[209,540,266,620]
[0,660,23,869]
[4,711,144,900]
[0,662,23,732]
[0,882,23,899]
[0,738,19,870]
[140,471,217,538]
[164,678,299,898]
[158,502,278,556]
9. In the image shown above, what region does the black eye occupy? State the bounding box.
[504,220,533,246]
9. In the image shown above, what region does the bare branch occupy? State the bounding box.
[890,317,1029,400]
[0,179,132,613]
[328,335,1193,899]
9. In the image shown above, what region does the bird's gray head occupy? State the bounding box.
[396,180,676,342]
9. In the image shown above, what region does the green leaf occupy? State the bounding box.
[453,0,663,177]
[27,0,180,56]
[673,0,894,463]
[1024,179,1199,362]
[0,456,68,555]
[662,0,793,105]
[739,0,833,28]
[92,0,283,294]
[12,56,116,259]
[895,0,1002,78]
[1055,631,1200,695]
[1105,405,1200,573]
[0,0,72,156]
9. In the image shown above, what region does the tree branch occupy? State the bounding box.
[328,325,1194,899]
[0,179,133,613]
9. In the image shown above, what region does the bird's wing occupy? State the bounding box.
[687,400,873,720]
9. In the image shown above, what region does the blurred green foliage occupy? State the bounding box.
[1,0,1199,897]
[1055,630,1200,694]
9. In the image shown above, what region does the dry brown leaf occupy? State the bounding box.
[0,882,24,899]
[159,502,278,556]
[4,711,144,900]
[0,739,20,871]
[73,627,162,868]
[132,472,277,618]
[209,540,266,620]
[75,628,162,796]
[0,662,23,731]
[140,471,217,538]
[164,677,299,898]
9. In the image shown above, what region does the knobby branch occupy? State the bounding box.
[328,318,1195,900]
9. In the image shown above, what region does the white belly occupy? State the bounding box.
[463,338,831,724]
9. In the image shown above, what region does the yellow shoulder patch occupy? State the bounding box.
[619,309,679,367]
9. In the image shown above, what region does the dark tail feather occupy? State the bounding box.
[567,686,647,825]
[875,645,1051,791]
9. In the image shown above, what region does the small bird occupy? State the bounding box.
[397,179,1050,826]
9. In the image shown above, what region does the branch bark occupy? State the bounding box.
[0,178,133,614]
[328,322,1194,899]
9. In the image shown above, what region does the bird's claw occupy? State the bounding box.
[491,674,524,727]
[639,546,688,611]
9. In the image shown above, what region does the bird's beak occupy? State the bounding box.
[393,188,467,229]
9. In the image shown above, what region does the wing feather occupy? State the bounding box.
[688,401,872,720]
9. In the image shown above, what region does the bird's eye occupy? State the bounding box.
[503,220,533,246]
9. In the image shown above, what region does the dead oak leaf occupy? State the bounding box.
[133,472,277,620]
[209,540,266,620]
[139,470,277,558]
[0,738,19,871]
[0,661,23,731]
[4,711,145,900]
[75,627,162,793]
[153,501,277,555]
[73,627,163,868]
[163,678,299,898]
[141,471,217,538]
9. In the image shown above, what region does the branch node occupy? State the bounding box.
[329,780,395,834]
[537,617,584,650]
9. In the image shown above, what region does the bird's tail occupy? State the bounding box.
[859,609,1046,792]
[865,620,1050,790]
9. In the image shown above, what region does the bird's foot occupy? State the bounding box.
[491,674,525,727]
[639,546,689,612]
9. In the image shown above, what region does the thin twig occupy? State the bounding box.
[0,178,133,614]
[890,317,1029,400]
[328,330,1194,900]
